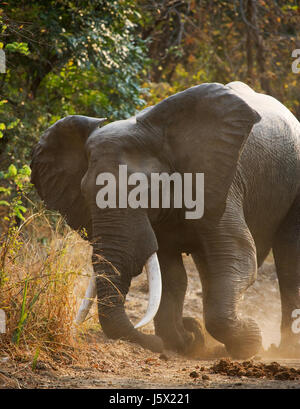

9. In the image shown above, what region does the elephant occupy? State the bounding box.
[30,81,300,359]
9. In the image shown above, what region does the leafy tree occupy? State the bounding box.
[0,0,148,168]
[139,0,300,120]
[1,0,300,174]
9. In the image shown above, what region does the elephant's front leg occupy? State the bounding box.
[154,249,205,354]
[193,220,262,359]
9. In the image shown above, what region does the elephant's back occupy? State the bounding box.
[227,82,300,253]
[227,81,300,141]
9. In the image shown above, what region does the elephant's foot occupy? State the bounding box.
[116,329,164,353]
[100,314,164,353]
[181,317,206,357]
[155,316,206,356]
[182,317,230,358]
[225,319,262,359]
[134,332,164,353]
[157,328,194,353]
[207,317,262,360]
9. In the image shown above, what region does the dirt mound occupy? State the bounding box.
[211,359,300,380]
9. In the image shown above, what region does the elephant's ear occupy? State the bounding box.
[31,115,106,237]
[136,83,261,222]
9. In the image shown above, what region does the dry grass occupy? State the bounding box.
[0,209,95,364]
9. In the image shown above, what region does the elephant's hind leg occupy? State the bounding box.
[272,197,300,355]
[193,214,262,359]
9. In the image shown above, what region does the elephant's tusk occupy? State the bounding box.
[75,273,97,324]
[134,252,162,329]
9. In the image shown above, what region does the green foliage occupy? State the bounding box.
[0,164,31,221]
[0,0,149,169]
[32,347,40,370]
[139,0,300,119]
[0,212,87,352]
[0,15,27,159]
[5,42,29,55]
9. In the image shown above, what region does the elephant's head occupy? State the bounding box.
[31,83,260,352]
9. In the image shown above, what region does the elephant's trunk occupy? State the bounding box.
[95,252,162,335]
[75,253,162,329]
[95,259,135,340]
[93,250,163,352]
[80,207,163,351]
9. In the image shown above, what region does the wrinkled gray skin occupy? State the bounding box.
[31,82,300,359]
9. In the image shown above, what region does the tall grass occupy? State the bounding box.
[0,209,94,360]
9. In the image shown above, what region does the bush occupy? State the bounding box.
[0,209,94,359]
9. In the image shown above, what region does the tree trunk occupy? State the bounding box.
[243,0,271,94]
